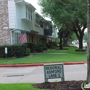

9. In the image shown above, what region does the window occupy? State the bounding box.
[26,6,28,18]
[31,13,32,20]
[26,11,27,18]
[28,11,32,21]
[28,12,31,20]
[12,32,20,44]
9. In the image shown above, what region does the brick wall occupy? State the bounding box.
[0,1,11,45]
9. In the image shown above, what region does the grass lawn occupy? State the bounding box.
[0,83,46,90]
[0,47,87,64]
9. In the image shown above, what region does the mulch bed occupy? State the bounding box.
[33,81,89,90]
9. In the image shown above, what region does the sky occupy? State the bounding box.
[25,0,42,15]
[25,0,50,20]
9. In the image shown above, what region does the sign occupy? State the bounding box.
[44,63,64,82]
[5,47,8,54]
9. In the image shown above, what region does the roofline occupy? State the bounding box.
[25,1,36,10]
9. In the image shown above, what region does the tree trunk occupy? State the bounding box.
[59,32,63,49]
[78,36,83,49]
[86,0,90,83]
[63,38,69,47]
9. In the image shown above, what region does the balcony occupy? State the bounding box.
[44,29,52,36]
[21,17,32,22]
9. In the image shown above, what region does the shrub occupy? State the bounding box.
[46,41,57,49]
[40,37,47,44]
[35,44,43,52]
[24,43,36,53]
[0,44,27,58]
[25,48,30,56]
[0,45,6,58]
[43,45,47,50]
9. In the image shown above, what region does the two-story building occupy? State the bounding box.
[30,12,53,44]
[0,0,53,45]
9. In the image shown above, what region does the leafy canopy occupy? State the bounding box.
[39,0,87,27]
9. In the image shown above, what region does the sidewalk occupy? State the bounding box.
[0,64,87,83]
[0,61,87,83]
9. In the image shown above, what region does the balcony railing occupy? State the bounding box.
[44,29,52,36]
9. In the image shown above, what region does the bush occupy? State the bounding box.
[24,43,36,53]
[0,44,27,58]
[40,37,47,44]
[46,41,57,49]
[43,45,47,50]
[25,48,30,56]
[0,45,6,58]
[35,44,43,52]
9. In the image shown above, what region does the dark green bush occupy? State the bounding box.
[40,37,47,44]
[42,45,47,50]
[25,48,30,56]
[0,44,27,58]
[0,45,6,58]
[40,43,47,50]
[24,42,36,53]
[46,41,57,49]
[35,44,43,52]
[46,42,53,48]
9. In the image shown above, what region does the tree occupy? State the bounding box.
[58,27,73,49]
[70,33,77,42]
[87,0,90,84]
[58,29,63,49]
[39,0,87,50]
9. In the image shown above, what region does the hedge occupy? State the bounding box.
[24,42,36,53]
[0,44,28,58]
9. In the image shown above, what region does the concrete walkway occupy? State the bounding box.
[0,64,87,83]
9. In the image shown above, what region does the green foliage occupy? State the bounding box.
[46,41,57,49]
[55,38,59,44]
[35,44,43,52]
[35,43,47,52]
[43,45,47,50]
[40,37,47,44]
[25,48,30,56]
[39,0,87,49]
[39,0,87,26]
[24,43,36,53]
[70,33,77,42]
[0,44,27,58]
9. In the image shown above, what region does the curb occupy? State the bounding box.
[64,62,86,65]
[0,63,44,68]
[0,62,87,68]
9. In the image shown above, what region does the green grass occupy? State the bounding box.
[45,47,84,53]
[0,83,46,90]
[0,47,87,64]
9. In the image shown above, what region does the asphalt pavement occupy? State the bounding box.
[0,63,87,83]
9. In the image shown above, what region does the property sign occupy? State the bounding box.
[5,47,8,54]
[44,63,64,82]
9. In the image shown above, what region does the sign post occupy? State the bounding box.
[44,63,64,82]
[5,47,8,61]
